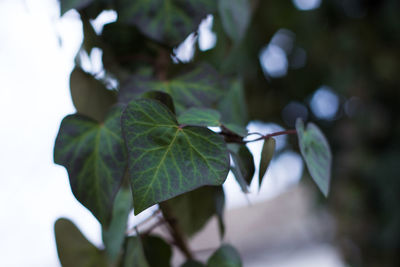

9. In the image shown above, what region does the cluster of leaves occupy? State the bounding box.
[54,0,332,266]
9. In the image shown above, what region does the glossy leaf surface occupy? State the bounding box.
[54,106,127,224]
[296,118,332,197]
[70,67,117,122]
[259,137,276,188]
[121,99,230,214]
[54,218,107,267]
[119,65,224,114]
[207,244,242,267]
[115,0,216,45]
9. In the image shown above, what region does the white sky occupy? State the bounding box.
[0,1,329,266]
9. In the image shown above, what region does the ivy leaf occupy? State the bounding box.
[178,108,221,127]
[142,235,173,267]
[218,0,251,43]
[123,236,150,267]
[54,106,127,225]
[70,67,117,122]
[115,0,217,45]
[121,99,230,214]
[160,186,225,237]
[119,64,224,115]
[218,79,248,128]
[296,118,332,197]
[54,218,107,267]
[182,260,206,267]
[60,0,93,15]
[207,244,242,267]
[142,91,176,114]
[229,144,255,193]
[258,138,276,188]
[102,187,132,262]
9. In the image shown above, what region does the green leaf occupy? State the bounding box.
[259,138,276,188]
[102,187,132,262]
[123,236,150,267]
[115,0,217,45]
[142,235,173,267]
[160,186,225,237]
[181,260,206,267]
[229,144,255,193]
[119,64,224,115]
[54,106,127,225]
[70,67,117,122]
[142,91,176,114]
[54,218,107,267]
[207,244,242,267]
[218,0,251,43]
[178,108,221,127]
[296,118,332,197]
[121,99,230,214]
[60,0,93,15]
[218,79,248,128]
[222,123,248,137]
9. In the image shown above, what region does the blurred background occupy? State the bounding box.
[1,0,399,266]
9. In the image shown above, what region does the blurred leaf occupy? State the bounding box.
[102,187,132,262]
[60,0,93,15]
[222,123,248,137]
[207,244,242,267]
[229,144,255,193]
[123,236,150,267]
[119,64,224,114]
[115,0,216,45]
[70,67,117,122]
[259,138,276,188]
[218,0,251,43]
[142,235,173,267]
[296,118,332,197]
[218,79,248,127]
[54,218,107,267]
[178,108,221,127]
[121,99,230,214]
[161,186,225,237]
[54,106,127,225]
[142,91,176,114]
[182,260,206,267]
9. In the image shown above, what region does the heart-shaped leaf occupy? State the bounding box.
[70,67,117,122]
[54,218,107,267]
[123,236,150,267]
[115,0,217,45]
[119,64,224,115]
[178,108,221,127]
[218,0,251,43]
[229,144,255,193]
[296,118,332,197]
[121,99,230,214]
[160,186,225,237]
[259,137,276,188]
[54,106,127,225]
[207,244,242,267]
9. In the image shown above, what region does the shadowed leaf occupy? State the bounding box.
[218,0,251,43]
[123,236,150,267]
[259,137,276,188]
[296,118,332,197]
[121,99,230,214]
[115,0,216,45]
[60,0,93,15]
[54,106,127,225]
[142,235,172,267]
[142,91,176,114]
[54,218,107,267]
[207,244,242,267]
[229,144,255,193]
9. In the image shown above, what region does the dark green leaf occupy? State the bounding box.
[259,138,276,188]
[218,79,248,127]
[218,0,251,43]
[142,235,173,267]
[160,186,225,237]
[181,260,206,267]
[229,144,255,193]
[54,218,107,267]
[207,244,242,267]
[60,0,93,15]
[178,108,221,127]
[119,64,224,114]
[222,123,248,137]
[115,0,217,45]
[296,118,332,197]
[123,236,150,267]
[102,187,132,262]
[142,91,176,114]
[54,106,127,225]
[70,67,117,122]
[121,99,230,214]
